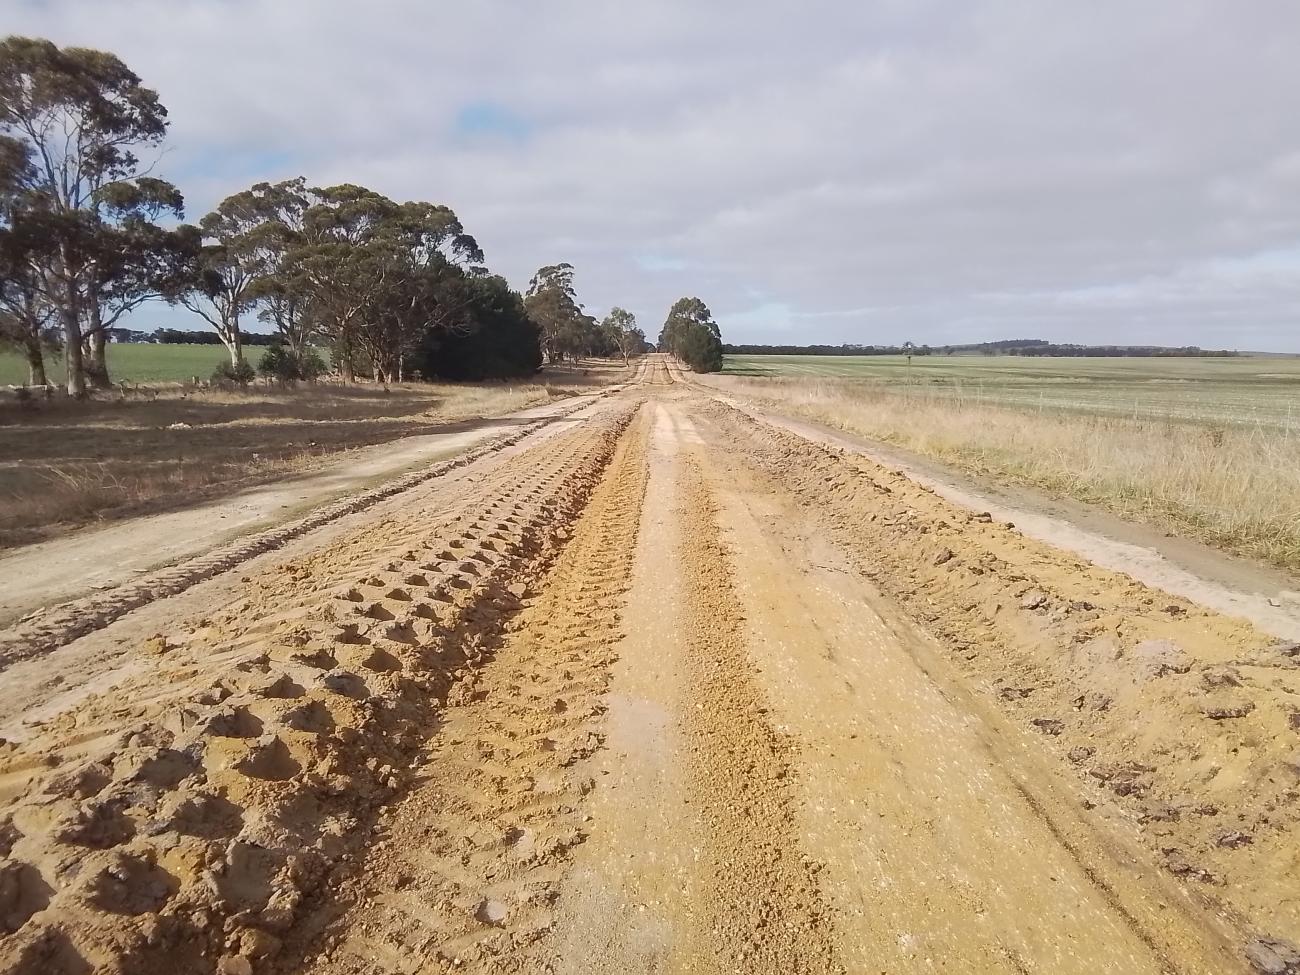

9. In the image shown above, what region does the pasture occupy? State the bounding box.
[707,354,1300,570]
[722,354,1300,432]
[0,344,271,387]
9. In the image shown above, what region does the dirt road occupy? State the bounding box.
[2,357,1298,975]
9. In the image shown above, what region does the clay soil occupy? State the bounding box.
[1,356,1298,975]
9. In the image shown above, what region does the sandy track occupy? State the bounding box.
[1,361,1297,975]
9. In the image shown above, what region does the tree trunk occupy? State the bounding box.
[23,334,47,387]
[85,327,111,388]
[228,329,243,366]
[60,302,86,398]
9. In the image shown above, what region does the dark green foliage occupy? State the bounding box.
[257,343,326,383]
[659,296,723,372]
[211,358,256,386]
[413,275,541,380]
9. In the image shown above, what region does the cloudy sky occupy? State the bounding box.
[11,0,1300,349]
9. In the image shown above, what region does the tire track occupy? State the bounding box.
[283,404,652,974]
[671,451,842,975]
[0,387,626,670]
[0,400,641,975]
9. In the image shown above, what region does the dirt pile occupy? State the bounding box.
[0,401,639,975]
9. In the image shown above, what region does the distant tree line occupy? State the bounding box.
[723,339,1241,358]
[659,297,723,372]
[152,328,280,346]
[0,36,649,394]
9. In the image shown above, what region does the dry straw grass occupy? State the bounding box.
[0,363,633,548]
[711,377,1300,573]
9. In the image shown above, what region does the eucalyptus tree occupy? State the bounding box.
[241,178,312,354]
[358,201,483,383]
[0,133,53,384]
[0,36,179,395]
[281,184,401,381]
[601,306,643,364]
[659,296,722,372]
[525,263,594,363]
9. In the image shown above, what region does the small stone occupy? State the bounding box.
[476,898,508,925]
[1201,702,1256,720]
[1067,746,1095,763]
[1216,830,1252,849]
[1131,639,1193,681]
[217,955,253,975]
[932,548,954,566]
[1245,936,1300,974]
[1031,717,1064,736]
[1019,590,1048,611]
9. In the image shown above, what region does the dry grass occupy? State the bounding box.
[705,376,1300,573]
[0,360,631,548]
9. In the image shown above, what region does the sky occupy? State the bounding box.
[10,0,1300,350]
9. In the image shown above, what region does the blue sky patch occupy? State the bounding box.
[454,101,532,141]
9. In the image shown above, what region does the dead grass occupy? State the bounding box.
[0,360,631,548]
[705,376,1300,573]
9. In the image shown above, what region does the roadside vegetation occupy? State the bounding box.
[705,364,1300,572]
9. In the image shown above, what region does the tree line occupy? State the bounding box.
[724,340,1241,358]
[0,36,658,395]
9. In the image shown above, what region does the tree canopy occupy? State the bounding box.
[0,34,658,392]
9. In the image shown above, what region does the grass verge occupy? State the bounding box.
[704,376,1300,574]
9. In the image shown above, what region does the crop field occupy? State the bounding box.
[0,343,272,386]
[723,354,1300,431]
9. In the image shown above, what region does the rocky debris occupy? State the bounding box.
[1246,937,1300,974]
[1281,749,1300,777]
[217,954,254,975]
[1201,666,1243,690]
[1275,642,1300,660]
[1162,850,1214,883]
[1201,701,1256,720]
[1088,762,1153,798]
[1019,590,1048,611]
[1067,746,1095,764]
[998,685,1036,701]
[1216,830,1253,849]
[1031,718,1064,736]
[932,547,954,566]
[1131,639,1193,680]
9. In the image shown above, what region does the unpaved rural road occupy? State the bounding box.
[2,356,1298,975]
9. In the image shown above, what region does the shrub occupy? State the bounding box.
[211,359,257,387]
[258,345,328,384]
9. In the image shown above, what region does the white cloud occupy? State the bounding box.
[10,0,1300,349]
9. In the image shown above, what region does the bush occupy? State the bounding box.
[211,359,257,387]
[258,345,328,384]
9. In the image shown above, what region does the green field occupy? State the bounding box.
[0,344,270,386]
[722,354,1300,431]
